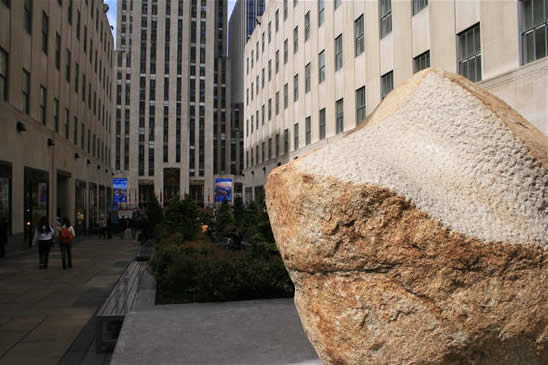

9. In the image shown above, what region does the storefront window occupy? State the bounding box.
[89,183,97,229]
[0,163,12,236]
[24,168,49,247]
[75,180,87,234]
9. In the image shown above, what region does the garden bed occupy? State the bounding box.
[149,234,294,304]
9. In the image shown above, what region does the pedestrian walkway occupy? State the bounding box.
[0,238,140,365]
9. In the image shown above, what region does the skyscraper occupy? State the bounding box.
[114,0,242,207]
[0,0,115,252]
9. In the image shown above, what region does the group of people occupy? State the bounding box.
[32,216,75,270]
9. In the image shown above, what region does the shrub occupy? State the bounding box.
[149,238,294,304]
[162,194,201,241]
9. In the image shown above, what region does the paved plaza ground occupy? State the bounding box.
[0,237,140,365]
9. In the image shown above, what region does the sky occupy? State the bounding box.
[105,0,238,48]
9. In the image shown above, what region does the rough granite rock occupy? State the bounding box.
[265,68,548,365]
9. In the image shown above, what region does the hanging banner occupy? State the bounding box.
[113,178,127,203]
[215,178,232,203]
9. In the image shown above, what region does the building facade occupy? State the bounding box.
[243,0,548,201]
[0,0,115,252]
[114,0,242,207]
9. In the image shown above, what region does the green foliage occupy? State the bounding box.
[144,195,163,238]
[149,238,294,304]
[215,200,234,234]
[162,194,201,241]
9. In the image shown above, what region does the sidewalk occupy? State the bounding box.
[0,237,140,365]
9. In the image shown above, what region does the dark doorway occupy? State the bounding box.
[56,172,70,222]
[163,168,180,205]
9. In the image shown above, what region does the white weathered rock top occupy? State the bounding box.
[295,69,548,247]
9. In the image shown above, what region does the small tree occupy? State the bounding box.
[215,200,234,233]
[144,195,163,238]
[163,194,201,241]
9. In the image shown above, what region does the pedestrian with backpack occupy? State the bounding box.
[32,216,55,269]
[59,217,75,269]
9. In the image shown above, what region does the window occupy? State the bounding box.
[275,91,279,114]
[305,116,311,145]
[305,63,311,93]
[55,33,61,70]
[294,74,299,101]
[68,0,72,24]
[305,11,310,41]
[268,98,272,120]
[0,48,7,101]
[268,21,271,43]
[284,83,288,109]
[413,50,430,73]
[294,27,298,53]
[275,9,279,32]
[294,123,299,150]
[318,0,325,26]
[354,15,365,56]
[22,69,30,114]
[379,0,392,38]
[284,39,288,64]
[356,86,366,122]
[262,32,265,52]
[66,49,71,83]
[284,129,289,153]
[335,0,342,9]
[319,51,325,83]
[381,71,393,99]
[2,0,10,8]
[268,60,272,80]
[73,117,78,144]
[521,0,547,64]
[268,138,272,160]
[335,35,343,71]
[412,0,428,16]
[284,0,288,20]
[262,68,265,88]
[53,98,59,132]
[319,108,326,140]
[275,133,280,156]
[336,98,344,133]
[77,10,80,39]
[275,50,280,73]
[64,109,69,139]
[24,0,32,34]
[75,63,79,92]
[457,24,482,82]
[40,86,46,124]
[42,12,48,54]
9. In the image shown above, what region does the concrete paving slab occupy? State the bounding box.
[0,238,140,364]
[111,298,321,365]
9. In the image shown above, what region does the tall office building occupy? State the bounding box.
[243,0,548,202]
[0,0,115,252]
[114,0,242,207]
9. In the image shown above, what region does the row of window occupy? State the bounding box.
[245,85,366,163]
[247,11,365,75]
[0,48,110,167]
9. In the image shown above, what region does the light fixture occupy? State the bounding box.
[97,165,101,169]
[16,121,27,132]
[251,170,255,176]
[47,138,55,146]
[277,162,282,167]
[74,153,80,159]
[262,167,266,175]
[87,159,91,165]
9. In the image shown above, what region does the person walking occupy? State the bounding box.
[32,216,55,269]
[58,217,75,269]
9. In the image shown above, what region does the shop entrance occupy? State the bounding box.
[24,167,49,248]
[56,172,70,221]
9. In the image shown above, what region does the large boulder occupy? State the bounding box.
[265,68,547,364]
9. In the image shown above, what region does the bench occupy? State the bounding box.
[96,261,147,353]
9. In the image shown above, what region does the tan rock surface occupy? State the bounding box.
[265,68,547,364]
